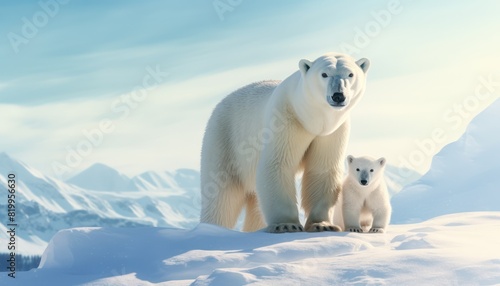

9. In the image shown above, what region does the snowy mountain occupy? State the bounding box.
[391,99,500,223]
[68,164,200,193]
[0,154,201,254]
[67,163,140,192]
[5,212,500,285]
[0,152,85,213]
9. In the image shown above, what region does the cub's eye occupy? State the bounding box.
[356,168,360,172]
[349,73,354,77]
[370,169,374,172]
[321,73,328,78]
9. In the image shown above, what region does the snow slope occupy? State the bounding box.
[4,212,500,285]
[391,99,500,223]
[384,165,421,196]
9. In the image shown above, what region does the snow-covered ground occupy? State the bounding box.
[4,212,500,285]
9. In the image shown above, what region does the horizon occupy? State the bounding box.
[0,149,423,181]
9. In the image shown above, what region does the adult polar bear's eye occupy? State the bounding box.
[356,168,360,172]
[370,169,374,172]
[349,73,354,77]
[321,73,328,78]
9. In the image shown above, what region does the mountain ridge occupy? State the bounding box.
[0,156,203,254]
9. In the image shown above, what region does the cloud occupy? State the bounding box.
[1,1,500,178]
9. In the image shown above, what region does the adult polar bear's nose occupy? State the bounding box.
[331,92,345,103]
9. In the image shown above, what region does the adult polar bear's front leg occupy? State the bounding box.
[256,116,315,233]
[301,120,349,232]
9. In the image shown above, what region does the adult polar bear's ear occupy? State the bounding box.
[356,58,370,74]
[347,155,355,164]
[299,59,313,76]
[378,157,386,167]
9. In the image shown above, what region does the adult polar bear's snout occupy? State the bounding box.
[299,56,370,110]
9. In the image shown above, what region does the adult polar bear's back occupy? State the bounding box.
[203,80,282,177]
[200,53,370,233]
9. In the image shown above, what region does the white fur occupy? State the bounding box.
[333,155,392,233]
[200,52,370,233]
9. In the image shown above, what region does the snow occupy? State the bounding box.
[4,212,500,285]
[391,99,500,223]
[67,163,141,192]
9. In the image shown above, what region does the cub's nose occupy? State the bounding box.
[360,179,368,186]
[331,92,345,103]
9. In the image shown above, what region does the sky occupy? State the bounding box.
[1,0,499,179]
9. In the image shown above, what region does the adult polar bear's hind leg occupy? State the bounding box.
[200,81,277,231]
[242,193,265,231]
[199,114,246,228]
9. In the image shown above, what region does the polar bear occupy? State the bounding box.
[333,155,391,233]
[200,52,370,233]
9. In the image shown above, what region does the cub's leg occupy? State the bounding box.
[342,192,364,233]
[369,207,391,233]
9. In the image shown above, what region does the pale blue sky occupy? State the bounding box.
[1,1,499,178]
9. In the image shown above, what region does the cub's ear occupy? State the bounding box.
[378,157,386,167]
[347,155,355,164]
[299,59,313,75]
[356,58,370,74]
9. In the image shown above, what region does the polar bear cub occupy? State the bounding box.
[334,155,391,233]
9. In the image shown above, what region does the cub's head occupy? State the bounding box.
[299,53,370,110]
[347,155,386,187]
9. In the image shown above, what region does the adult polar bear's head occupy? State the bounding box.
[299,53,370,109]
[293,52,370,136]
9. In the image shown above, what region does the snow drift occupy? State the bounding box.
[392,99,500,223]
[3,212,500,285]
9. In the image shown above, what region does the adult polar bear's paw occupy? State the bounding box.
[368,227,386,233]
[266,223,304,233]
[305,222,341,232]
[346,226,364,233]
